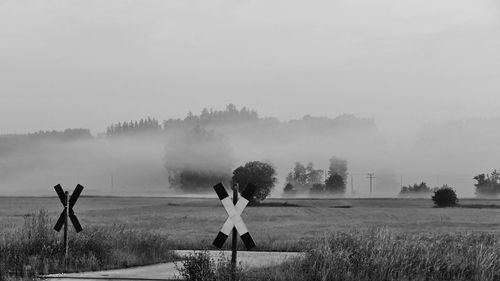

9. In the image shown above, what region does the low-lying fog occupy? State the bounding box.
[0,107,498,198]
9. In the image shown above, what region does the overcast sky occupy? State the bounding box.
[1,0,499,139]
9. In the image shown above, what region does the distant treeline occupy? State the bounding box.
[0,129,92,141]
[0,104,375,141]
[0,129,92,156]
[399,170,500,198]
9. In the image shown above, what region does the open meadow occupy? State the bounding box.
[2,196,500,280]
[2,196,500,251]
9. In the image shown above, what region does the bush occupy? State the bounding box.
[177,251,245,281]
[0,210,176,279]
[432,185,458,207]
[245,228,500,281]
[177,252,216,281]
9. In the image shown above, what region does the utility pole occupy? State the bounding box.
[367,173,375,196]
[350,175,354,195]
[111,173,114,192]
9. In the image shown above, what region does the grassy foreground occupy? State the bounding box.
[0,210,176,281]
[243,228,500,281]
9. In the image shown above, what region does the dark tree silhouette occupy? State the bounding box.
[106,117,161,137]
[232,161,277,204]
[310,183,326,194]
[399,182,432,197]
[284,183,295,193]
[328,157,348,181]
[432,185,458,207]
[324,173,345,194]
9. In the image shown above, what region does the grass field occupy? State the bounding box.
[2,196,500,280]
[1,196,500,251]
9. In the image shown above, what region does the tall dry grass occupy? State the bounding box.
[0,210,175,280]
[246,228,500,281]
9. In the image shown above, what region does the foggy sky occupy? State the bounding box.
[1,0,500,140]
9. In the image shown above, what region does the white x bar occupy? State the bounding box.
[221,194,248,236]
[220,195,250,236]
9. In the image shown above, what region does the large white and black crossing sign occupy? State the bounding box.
[213,183,257,250]
[54,184,84,233]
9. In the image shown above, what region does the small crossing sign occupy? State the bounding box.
[213,182,257,250]
[53,183,84,265]
[54,184,84,233]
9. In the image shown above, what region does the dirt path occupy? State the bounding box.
[42,250,304,281]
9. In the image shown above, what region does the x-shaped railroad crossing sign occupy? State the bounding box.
[213,182,257,250]
[54,184,84,233]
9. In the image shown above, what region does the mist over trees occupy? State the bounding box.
[285,162,324,193]
[106,117,161,137]
[325,157,348,194]
[284,157,348,195]
[163,104,260,129]
[3,104,496,197]
[474,170,500,197]
[399,182,433,197]
[163,126,234,192]
[0,104,380,195]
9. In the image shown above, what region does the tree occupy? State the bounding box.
[325,173,345,194]
[432,185,458,207]
[399,182,432,197]
[291,162,308,186]
[232,161,277,204]
[306,162,324,184]
[328,157,348,181]
[474,170,500,197]
[310,183,326,194]
[164,127,234,192]
[284,183,295,193]
[285,162,324,194]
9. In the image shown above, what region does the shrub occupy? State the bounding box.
[177,252,245,281]
[432,185,458,207]
[0,210,175,279]
[177,252,216,281]
[245,228,500,281]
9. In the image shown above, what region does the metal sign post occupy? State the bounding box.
[231,184,238,280]
[64,191,69,263]
[53,184,84,268]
